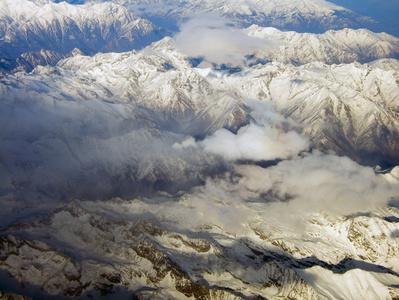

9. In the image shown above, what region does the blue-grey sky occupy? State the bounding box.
[329,0,399,36]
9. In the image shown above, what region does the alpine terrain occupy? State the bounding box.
[0,0,399,299]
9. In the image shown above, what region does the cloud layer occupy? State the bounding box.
[174,14,274,66]
[111,152,399,237]
[171,153,399,235]
[138,100,399,234]
[238,153,396,214]
[200,99,309,161]
[200,122,309,161]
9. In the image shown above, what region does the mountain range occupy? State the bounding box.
[0,0,167,71]
[68,0,378,33]
[0,0,399,299]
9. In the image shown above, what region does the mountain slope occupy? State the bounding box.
[0,0,166,60]
[5,38,398,166]
[247,26,399,65]
[93,0,378,33]
[1,2,399,298]
[224,60,399,166]
[1,40,398,208]
[1,174,398,299]
[0,0,391,73]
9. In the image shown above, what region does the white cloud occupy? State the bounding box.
[199,99,309,161]
[174,14,275,66]
[200,122,309,161]
[172,153,399,235]
[172,136,197,149]
[238,153,397,215]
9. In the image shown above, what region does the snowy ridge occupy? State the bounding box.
[0,46,248,201]
[0,1,399,299]
[112,0,376,33]
[0,0,391,73]
[3,48,86,73]
[4,39,398,165]
[1,183,399,299]
[0,0,165,60]
[370,59,399,71]
[247,26,399,64]
[224,60,399,165]
[1,42,398,221]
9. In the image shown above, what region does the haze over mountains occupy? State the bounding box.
[0,0,399,299]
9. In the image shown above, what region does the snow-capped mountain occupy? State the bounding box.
[1,0,399,299]
[0,0,393,73]
[1,48,86,73]
[247,26,399,65]
[226,60,399,166]
[0,0,166,60]
[71,0,378,34]
[1,170,398,299]
[2,37,398,167]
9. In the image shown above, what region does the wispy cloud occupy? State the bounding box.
[174,14,275,66]
[167,152,399,235]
